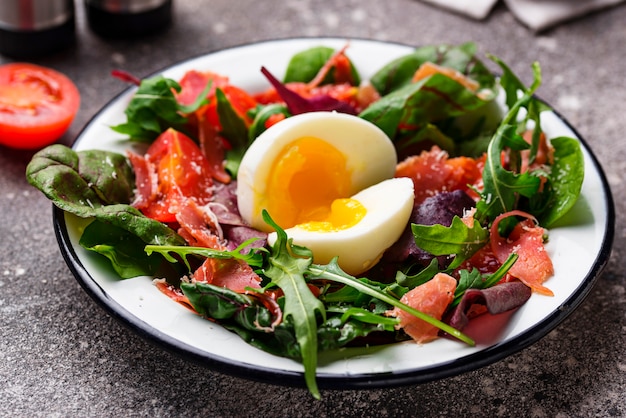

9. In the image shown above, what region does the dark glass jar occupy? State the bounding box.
[0,0,75,58]
[85,0,172,38]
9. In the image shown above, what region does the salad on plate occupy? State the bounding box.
[26,41,584,399]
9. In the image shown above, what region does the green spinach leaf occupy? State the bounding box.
[26,144,135,213]
[215,88,250,178]
[26,144,186,277]
[535,136,585,227]
[370,42,495,95]
[283,45,360,85]
[79,220,163,278]
[111,75,209,142]
[248,103,291,142]
[360,72,492,141]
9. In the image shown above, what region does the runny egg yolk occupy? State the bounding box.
[264,136,365,231]
[298,198,366,232]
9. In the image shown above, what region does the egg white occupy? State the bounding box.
[267,177,415,276]
[236,111,397,231]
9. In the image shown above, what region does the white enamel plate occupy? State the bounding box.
[54,38,615,390]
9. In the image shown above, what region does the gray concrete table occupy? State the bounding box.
[1,1,624,416]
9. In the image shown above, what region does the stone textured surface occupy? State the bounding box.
[1,1,625,416]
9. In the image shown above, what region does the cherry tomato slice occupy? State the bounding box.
[0,63,80,149]
[129,128,214,223]
[176,70,257,129]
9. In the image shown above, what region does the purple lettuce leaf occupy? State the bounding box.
[211,181,267,250]
[260,66,357,115]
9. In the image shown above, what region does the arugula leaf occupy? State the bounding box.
[262,211,325,400]
[322,275,390,306]
[411,216,489,270]
[111,75,210,142]
[477,124,542,221]
[475,59,545,222]
[317,314,399,351]
[173,279,299,357]
[476,56,584,227]
[452,253,517,306]
[145,239,267,272]
[326,306,399,328]
[454,269,483,303]
[180,281,293,356]
[182,281,257,319]
[395,258,440,289]
[307,259,474,346]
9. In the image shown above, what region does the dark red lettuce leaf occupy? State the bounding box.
[211,181,267,250]
[383,190,475,266]
[260,66,357,115]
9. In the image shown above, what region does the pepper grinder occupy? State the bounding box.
[85,0,172,38]
[0,0,76,58]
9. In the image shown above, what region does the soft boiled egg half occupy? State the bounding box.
[236,111,414,276]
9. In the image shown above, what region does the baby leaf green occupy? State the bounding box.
[536,136,585,227]
[80,220,163,278]
[216,88,249,178]
[25,144,135,213]
[283,45,360,85]
[262,211,325,400]
[111,75,210,142]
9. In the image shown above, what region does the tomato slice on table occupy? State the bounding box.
[0,63,80,149]
[128,128,214,224]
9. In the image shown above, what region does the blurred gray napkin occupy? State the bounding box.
[504,0,625,31]
[420,0,498,19]
[421,0,625,31]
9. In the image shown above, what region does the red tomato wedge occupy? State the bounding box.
[128,128,214,223]
[392,273,457,344]
[0,63,80,149]
[490,210,554,296]
[175,70,257,129]
[174,70,257,184]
